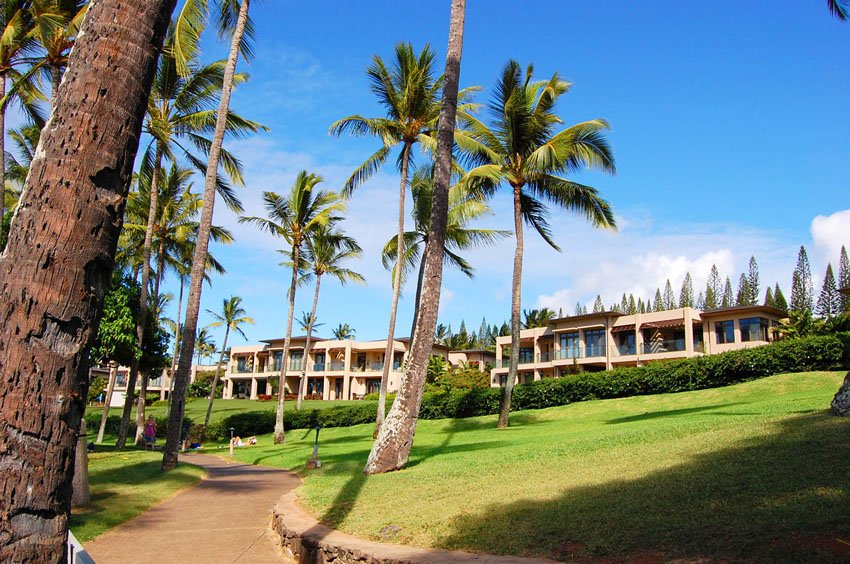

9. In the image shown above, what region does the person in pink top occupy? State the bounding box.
[143,415,157,450]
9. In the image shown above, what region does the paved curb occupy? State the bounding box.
[271,487,554,563]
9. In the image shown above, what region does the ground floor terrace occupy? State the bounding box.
[491,305,787,386]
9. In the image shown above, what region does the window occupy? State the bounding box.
[519,347,534,364]
[272,351,283,371]
[617,333,635,355]
[740,317,770,342]
[585,329,606,357]
[693,324,705,352]
[715,320,735,344]
[560,332,580,358]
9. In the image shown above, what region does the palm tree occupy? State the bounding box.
[0,1,176,557]
[29,0,87,104]
[165,0,257,472]
[522,308,556,329]
[204,296,254,427]
[829,0,849,20]
[296,225,364,410]
[332,323,355,340]
[298,311,325,333]
[460,61,616,428]
[239,171,345,444]
[364,0,468,475]
[195,327,214,365]
[382,164,509,338]
[330,43,481,430]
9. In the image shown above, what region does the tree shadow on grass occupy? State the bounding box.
[605,402,749,425]
[437,412,850,562]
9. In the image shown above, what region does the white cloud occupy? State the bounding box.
[811,209,850,267]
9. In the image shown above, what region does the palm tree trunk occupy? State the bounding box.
[51,64,62,107]
[0,76,6,239]
[408,236,428,340]
[117,143,163,449]
[162,0,249,472]
[0,1,175,558]
[274,242,300,444]
[165,275,184,417]
[134,243,166,444]
[204,326,229,427]
[376,141,412,432]
[497,183,523,429]
[96,361,119,444]
[364,0,466,474]
[297,275,322,410]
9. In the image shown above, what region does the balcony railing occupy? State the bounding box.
[615,344,637,356]
[235,365,252,373]
[312,363,325,372]
[537,351,553,363]
[555,347,582,360]
[329,361,346,371]
[642,338,686,354]
[288,361,303,371]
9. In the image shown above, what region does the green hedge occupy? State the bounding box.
[83,413,192,440]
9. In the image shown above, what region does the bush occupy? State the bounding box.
[83,412,191,440]
[435,365,490,389]
[88,376,108,403]
[145,393,160,406]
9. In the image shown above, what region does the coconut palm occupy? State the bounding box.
[364,0,468,475]
[165,0,258,472]
[239,171,345,443]
[522,308,556,329]
[829,0,849,20]
[204,296,254,427]
[459,61,616,428]
[332,323,355,340]
[330,43,481,429]
[28,0,87,104]
[382,164,509,338]
[194,327,214,365]
[298,311,325,333]
[296,225,364,410]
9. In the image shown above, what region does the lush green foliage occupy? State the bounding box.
[204,403,379,440]
[87,377,108,403]
[84,413,191,440]
[434,364,490,389]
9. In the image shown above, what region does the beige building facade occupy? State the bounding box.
[490,305,787,387]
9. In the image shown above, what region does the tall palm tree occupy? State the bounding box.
[461,61,616,428]
[382,164,509,338]
[330,43,479,430]
[204,295,254,426]
[829,0,849,20]
[298,311,325,332]
[332,323,355,340]
[364,0,468,475]
[195,326,214,365]
[296,225,364,410]
[239,171,345,444]
[165,0,258,472]
[29,0,87,104]
[0,1,176,557]
[0,1,43,237]
[522,307,556,329]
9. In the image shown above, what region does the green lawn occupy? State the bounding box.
[227,371,850,562]
[70,449,205,542]
[86,397,363,424]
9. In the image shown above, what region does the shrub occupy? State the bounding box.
[83,412,191,440]
[88,377,108,403]
[145,393,160,406]
[435,365,490,389]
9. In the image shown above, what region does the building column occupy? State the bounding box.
[684,309,694,354]
[224,378,233,400]
[604,317,614,370]
[250,378,258,400]
[323,376,331,401]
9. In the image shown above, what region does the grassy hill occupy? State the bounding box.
[227,371,850,562]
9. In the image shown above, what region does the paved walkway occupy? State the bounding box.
[85,453,299,563]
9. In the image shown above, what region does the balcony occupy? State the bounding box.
[312,363,325,372]
[288,361,303,371]
[615,343,637,356]
[367,362,383,372]
[537,351,554,363]
[642,338,686,355]
[329,361,346,371]
[555,347,583,360]
[235,364,253,373]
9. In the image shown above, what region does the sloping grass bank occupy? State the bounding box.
[231,371,850,561]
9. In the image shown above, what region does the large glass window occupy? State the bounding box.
[519,347,534,364]
[560,332,580,358]
[272,351,283,371]
[585,329,606,357]
[617,332,635,355]
[715,320,735,344]
[693,325,705,352]
[236,357,249,373]
[740,317,770,342]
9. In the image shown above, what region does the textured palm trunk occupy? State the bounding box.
[162,0,249,471]
[117,144,163,448]
[408,236,428,340]
[376,141,411,433]
[497,184,524,428]
[204,326,230,428]
[0,1,174,559]
[51,65,62,107]
[96,361,119,444]
[274,243,300,443]
[165,275,184,416]
[297,275,322,410]
[0,77,6,236]
[364,0,466,474]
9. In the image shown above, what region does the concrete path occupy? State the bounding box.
[85,453,298,563]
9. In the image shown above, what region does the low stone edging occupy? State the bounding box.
[271,489,552,563]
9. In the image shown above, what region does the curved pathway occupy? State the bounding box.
[85,453,298,563]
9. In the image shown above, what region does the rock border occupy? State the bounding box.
[271,489,553,563]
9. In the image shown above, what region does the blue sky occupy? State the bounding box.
[160,1,850,351]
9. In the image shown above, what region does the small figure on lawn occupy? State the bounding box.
[143,415,157,450]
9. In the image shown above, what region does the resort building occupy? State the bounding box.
[223,336,451,400]
[490,305,787,386]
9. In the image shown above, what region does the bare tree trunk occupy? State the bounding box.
[96,361,119,444]
[408,237,428,340]
[297,275,322,410]
[497,183,524,428]
[0,1,175,559]
[117,144,163,448]
[376,141,411,433]
[204,326,230,427]
[274,243,300,444]
[165,275,184,416]
[162,0,249,472]
[364,0,466,474]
